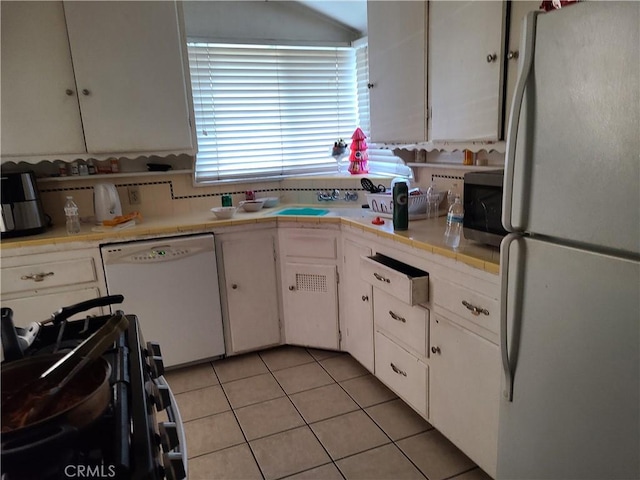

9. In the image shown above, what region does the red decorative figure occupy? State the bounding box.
[348,127,369,175]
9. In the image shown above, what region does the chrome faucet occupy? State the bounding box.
[317,189,340,201]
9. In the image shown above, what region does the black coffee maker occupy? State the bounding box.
[1,171,47,238]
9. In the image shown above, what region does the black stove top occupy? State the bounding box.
[1,314,186,480]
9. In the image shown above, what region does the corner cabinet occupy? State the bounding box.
[366,1,427,143]
[429,1,506,141]
[216,229,281,355]
[279,227,340,350]
[1,1,194,161]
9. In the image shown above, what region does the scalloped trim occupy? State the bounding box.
[371,141,506,154]
[1,151,195,166]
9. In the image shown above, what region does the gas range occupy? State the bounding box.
[1,313,187,480]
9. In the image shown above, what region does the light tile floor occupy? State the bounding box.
[163,346,493,480]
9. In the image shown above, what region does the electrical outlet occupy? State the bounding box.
[128,186,141,205]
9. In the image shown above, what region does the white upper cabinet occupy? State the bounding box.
[429,1,506,141]
[1,1,194,161]
[366,1,427,143]
[1,2,86,156]
[63,1,193,155]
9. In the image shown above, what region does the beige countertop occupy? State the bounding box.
[0,206,500,274]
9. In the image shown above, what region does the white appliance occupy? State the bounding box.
[101,234,225,367]
[498,3,639,479]
[94,183,123,223]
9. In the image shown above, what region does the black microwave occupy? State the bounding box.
[463,170,508,247]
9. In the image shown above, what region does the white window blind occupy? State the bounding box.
[188,43,358,183]
[355,43,371,138]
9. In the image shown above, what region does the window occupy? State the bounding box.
[188,43,359,183]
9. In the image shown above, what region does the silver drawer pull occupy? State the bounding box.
[21,272,54,282]
[373,272,390,283]
[462,300,489,316]
[388,310,406,323]
[390,362,407,377]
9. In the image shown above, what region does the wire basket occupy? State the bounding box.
[365,193,428,215]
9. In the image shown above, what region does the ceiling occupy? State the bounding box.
[295,0,368,35]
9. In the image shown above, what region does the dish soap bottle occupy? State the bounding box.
[444,195,463,248]
[64,196,81,235]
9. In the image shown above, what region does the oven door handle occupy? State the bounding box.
[157,375,188,479]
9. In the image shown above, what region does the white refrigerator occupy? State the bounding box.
[498,3,639,479]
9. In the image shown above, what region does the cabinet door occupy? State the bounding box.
[430,315,500,477]
[367,1,426,142]
[283,263,339,350]
[429,1,506,141]
[63,1,193,154]
[342,239,374,372]
[221,233,281,354]
[1,1,85,157]
[503,1,540,130]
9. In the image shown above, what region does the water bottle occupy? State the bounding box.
[392,181,409,231]
[446,188,456,211]
[444,195,464,249]
[426,182,440,219]
[64,196,81,235]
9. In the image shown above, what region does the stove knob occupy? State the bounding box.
[149,382,171,411]
[148,356,165,378]
[145,342,165,378]
[146,341,162,357]
[163,452,186,480]
[158,422,180,451]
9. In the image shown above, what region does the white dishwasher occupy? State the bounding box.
[101,233,225,367]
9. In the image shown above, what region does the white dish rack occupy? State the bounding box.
[365,192,447,218]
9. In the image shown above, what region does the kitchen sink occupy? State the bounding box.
[274,207,330,216]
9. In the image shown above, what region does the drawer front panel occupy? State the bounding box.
[1,258,98,295]
[360,255,428,305]
[2,288,103,328]
[280,233,337,259]
[432,278,499,336]
[374,289,428,357]
[375,330,428,418]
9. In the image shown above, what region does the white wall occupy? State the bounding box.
[182,1,359,45]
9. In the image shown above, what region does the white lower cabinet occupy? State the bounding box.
[375,330,428,418]
[217,230,281,355]
[279,227,340,350]
[282,262,339,350]
[0,247,107,326]
[341,237,374,371]
[430,313,501,477]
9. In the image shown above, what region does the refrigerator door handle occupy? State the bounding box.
[503,11,539,232]
[500,233,520,402]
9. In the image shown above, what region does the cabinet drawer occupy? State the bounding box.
[375,330,428,418]
[1,258,98,295]
[280,232,337,259]
[374,289,428,357]
[360,254,429,305]
[432,278,499,336]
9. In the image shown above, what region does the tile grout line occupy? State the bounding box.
[315,354,432,480]
[210,359,268,480]
[175,349,479,480]
[261,349,347,480]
